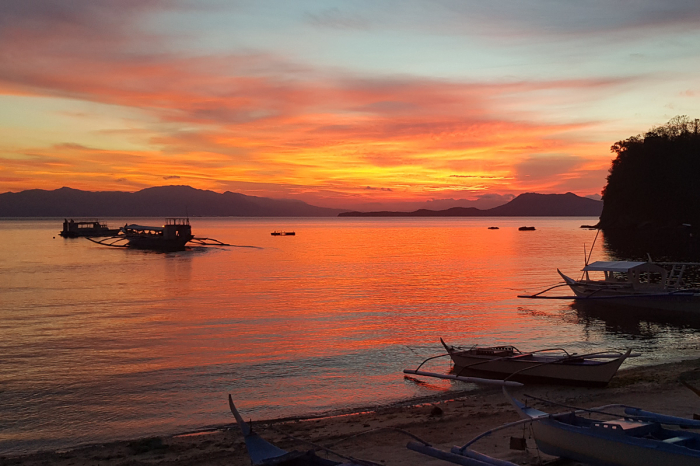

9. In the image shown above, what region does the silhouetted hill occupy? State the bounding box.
[600,116,700,230]
[0,186,343,217]
[338,193,602,217]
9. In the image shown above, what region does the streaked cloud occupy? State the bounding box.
[0,0,698,207]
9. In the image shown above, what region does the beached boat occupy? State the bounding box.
[59,219,119,238]
[507,391,700,466]
[228,395,381,466]
[439,339,632,386]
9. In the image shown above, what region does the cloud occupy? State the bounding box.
[305,7,370,30]
[163,175,180,180]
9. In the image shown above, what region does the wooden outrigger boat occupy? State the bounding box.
[408,339,632,387]
[230,393,521,466]
[520,260,700,312]
[87,218,229,251]
[59,218,119,238]
[506,390,700,466]
[228,395,381,466]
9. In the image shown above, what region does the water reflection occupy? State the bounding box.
[603,227,699,262]
[571,301,700,337]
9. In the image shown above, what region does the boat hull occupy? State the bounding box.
[508,394,700,466]
[447,353,627,387]
[125,235,193,251]
[531,415,700,466]
[559,270,700,312]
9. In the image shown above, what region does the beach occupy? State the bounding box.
[3,357,700,466]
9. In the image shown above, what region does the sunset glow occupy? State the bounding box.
[1,1,699,209]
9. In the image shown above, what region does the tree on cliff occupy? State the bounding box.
[599,116,700,229]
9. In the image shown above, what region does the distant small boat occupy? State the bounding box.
[59,219,119,238]
[508,392,700,466]
[271,231,295,236]
[518,226,535,231]
[487,226,499,230]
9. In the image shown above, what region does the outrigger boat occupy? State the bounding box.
[230,393,521,466]
[229,395,382,466]
[87,218,229,251]
[59,218,119,238]
[406,339,633,387]
[520,260,700,312]
[506,390,700,466]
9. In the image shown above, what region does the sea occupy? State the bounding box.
[3,217,700,455]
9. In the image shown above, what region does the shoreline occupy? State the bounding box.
[4,357,700,466]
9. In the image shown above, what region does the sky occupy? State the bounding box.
[0,1,698,210]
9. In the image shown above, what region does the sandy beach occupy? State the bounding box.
[3,357,700,466]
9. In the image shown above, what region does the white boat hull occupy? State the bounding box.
[447,351,629,387]
[558,269,700,312]
[524,408,700,466]
[508,393,700,466]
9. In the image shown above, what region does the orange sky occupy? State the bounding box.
[1,1,698,210]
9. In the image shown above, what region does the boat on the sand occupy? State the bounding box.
[507,391,700,466]
[439,339,632,386]
[229,395,381,466]
[230,394,516,466]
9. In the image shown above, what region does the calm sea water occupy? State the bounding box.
[3,217,700,455]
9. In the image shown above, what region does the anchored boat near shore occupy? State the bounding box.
[87,218,229,251]
[59,219,120,238]
[521,260,700,312]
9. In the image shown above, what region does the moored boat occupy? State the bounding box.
[440,339,632,386]
[507,391,700,466]
[59,219,120,238]
[519,256,700,312]
[120,218,194,251]
[555,261,700,311]
[87,218,230,251]
[271,231,295,236]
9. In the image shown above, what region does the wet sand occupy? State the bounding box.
[3,357,700,466]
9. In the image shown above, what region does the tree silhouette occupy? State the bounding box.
[600,116,700,230]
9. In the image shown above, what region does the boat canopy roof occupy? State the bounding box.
[582,261,646,272]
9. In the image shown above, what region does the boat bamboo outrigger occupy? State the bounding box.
[229,394,382,466]
[405,339,633,387]
[506,390,700,466]
[87,218,230,251]
[519,231,700,311]
[520,260,700,312]
[230,394,522,466]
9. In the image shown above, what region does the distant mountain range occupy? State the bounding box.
[338,193,603,217]
[0,186,343,217]
[0,187,602,218]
